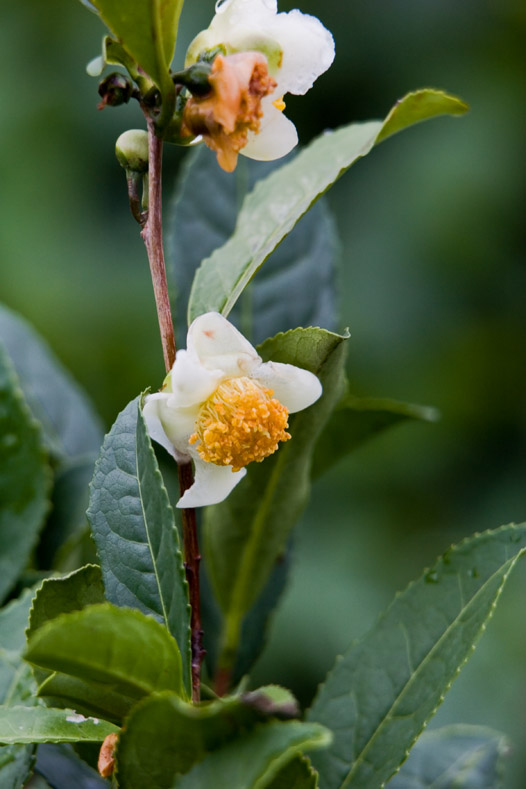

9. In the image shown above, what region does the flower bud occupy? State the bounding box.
[98,72,133,108]
[115,130,149,173]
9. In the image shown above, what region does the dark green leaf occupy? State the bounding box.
[204,328,347,678]
[388,725,509,788]
[312,394,439,479]
[0,743,35,789]
[37,456,97,572]
[173,720,331,789]
[87,397,191,697]
[0,588,36,654]
[0,345,51,603]
[0,304,104,459]
[117,687,298,787]
[307,523,526,788]
[168,148,339,346]
[35,743,108,789]
[0,588,40,789]
[89,0,184,89]
[25,603,185,701]
[265,754,319,789]
[0,706,118,744]
[188,90,468,323]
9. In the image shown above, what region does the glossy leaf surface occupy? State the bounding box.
[87,397,191,696]
[308,524,526,788]
[188,90,468,322]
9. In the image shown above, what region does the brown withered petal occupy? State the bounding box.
[181,52,276,172]
[98,732,119,778]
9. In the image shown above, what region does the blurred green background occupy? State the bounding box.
[1,0,525,784]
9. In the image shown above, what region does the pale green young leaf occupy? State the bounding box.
[37,672,136,724]
[173,721,331,789]
[0,304,104,459]
[26,565,105,686]
[312,394,439,479]
[89,0,184,88]
[188,89,468,323]
[204,329,347,667]
[265,755,319,789]
[307,523,526,789]
[27,566,105,642]
[167,148,339,346]
[25,603,185,700]
[0,706,118,744]
[117,687,299,787]
[388,725,509,788]
[87,397,192,697]
[0,345,51,604]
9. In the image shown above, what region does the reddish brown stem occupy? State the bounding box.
[140,117,176,371]
[140,116,203,702]
[178,461,205,703]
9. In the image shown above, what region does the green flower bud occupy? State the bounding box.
[115,130,149,173]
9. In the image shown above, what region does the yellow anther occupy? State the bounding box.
[273,97,286,112]
[189,377,290,471]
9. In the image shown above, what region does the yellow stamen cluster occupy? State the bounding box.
[189,377,290,472]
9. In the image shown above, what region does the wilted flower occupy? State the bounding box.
[184,0,335,168]
[143,312,322,508]
[181,51,277,172]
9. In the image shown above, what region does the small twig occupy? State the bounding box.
[178,462,205,703]
[140,115,176,371]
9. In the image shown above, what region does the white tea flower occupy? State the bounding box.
[143,312,322,508]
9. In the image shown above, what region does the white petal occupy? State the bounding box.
[187,312,260,376]
[177,455,246,508]
[242,101,298,161]
[142,393,182,461]
[167,349,222,407]
[269,10,335,96]
[254,360,322,413]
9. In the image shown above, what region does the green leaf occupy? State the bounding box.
[0,744,36,789]
[307,523,526,789]
[117,687,299,787]
[168,148,339,346]
[89,0,184,89]
[35,743,109,789]
[87,397,191,697]
[204,328,347,676]
[312,394,439,479]
[27,565,106,686]
[27,566,105,642]
[388,725,509,788]
[0,589,43,789]
[0,706,118,744]
[25,603,185,701]
[0,588,36,655]
[188,89,468,323]
[0,344,51,603]
[0,304,104,459]
[265,755,319,789]
[173,720,331,789]
[37,456,97,572]
[37,672,136,724]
